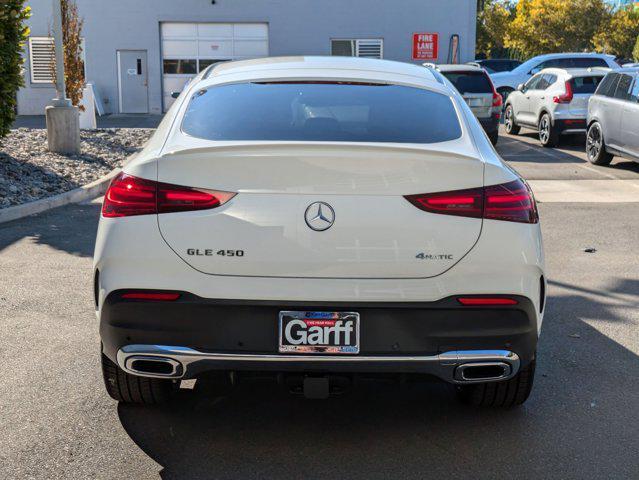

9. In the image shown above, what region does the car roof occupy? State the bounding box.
[430,63,485,73]
[615,66,639,74]
[532,52,615,60]
[199,56,446,92]
[538,67,609,77]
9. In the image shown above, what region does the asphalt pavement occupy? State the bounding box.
[1,127,638,479]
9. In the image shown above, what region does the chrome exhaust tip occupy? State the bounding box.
[124,355,183,378]
[454,362,511,382]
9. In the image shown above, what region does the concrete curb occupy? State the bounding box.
[0,168,118,225]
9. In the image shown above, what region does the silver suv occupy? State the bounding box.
[586,68,639,165]
[504,68,607,147]
[429,64,502,145]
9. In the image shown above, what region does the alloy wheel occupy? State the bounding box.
[505,107,513,131]
[539,116,550,144]
[587,124,602,160]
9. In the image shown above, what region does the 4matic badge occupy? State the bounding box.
[415,253,453,260]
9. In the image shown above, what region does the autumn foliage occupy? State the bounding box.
[51,0,84,110]
[477,0,639,61]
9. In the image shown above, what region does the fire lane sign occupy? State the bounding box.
[412,33,439,61]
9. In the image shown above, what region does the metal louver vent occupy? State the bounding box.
[356,39,383,59]
[29,37,55,84]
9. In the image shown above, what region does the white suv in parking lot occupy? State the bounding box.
[504,68,607,147]
[95,57,544,408]
[491,53,618,104]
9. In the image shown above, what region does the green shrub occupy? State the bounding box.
[634,35,639,62]
[0,1,30,141]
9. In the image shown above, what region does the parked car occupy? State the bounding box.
[470,58,522,74]
[503,68,607,147]
[96,56,544,408]
[427,64,502,145]
[587,68,639,165]
[491,53,618,105]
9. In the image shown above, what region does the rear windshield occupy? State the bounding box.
[181,82,462,144]
[441,71,492,94]
[570,76,603,94]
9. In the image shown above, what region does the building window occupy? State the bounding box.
[163,59,197,74]
[29,37,55,83]
[331,39,383,59]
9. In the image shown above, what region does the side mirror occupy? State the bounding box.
[529,67,541,75]
[171,91,181,99]
[517,83,525,92]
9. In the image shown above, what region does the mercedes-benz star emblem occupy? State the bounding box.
[305,202,335,232]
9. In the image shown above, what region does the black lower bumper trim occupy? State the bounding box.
[100,292,538,373]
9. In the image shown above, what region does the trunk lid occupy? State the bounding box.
[156,141,484,279]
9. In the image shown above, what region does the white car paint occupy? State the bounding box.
[490,52,617,96]
[94,58,546,403]
[96,55,544,313]
[506,68,606,132]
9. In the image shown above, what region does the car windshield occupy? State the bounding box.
[181,82,462,144]
[442,71,492,93]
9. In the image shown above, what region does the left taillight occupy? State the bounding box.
[102,172,236,218]
[405,179,538,224]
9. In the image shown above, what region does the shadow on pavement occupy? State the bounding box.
[498,131,639,173]
[117,282,639,480]
[0,203,99,257]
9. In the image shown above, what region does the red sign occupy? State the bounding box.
[412,33,439,61]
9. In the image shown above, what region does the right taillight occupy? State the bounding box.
[102,172,236,218]
[405,179,538,224]
[553,81,573,104]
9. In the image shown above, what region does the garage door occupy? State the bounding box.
[161,22,269,110]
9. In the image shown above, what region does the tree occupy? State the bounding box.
[505,0,610,58]
[0,1,31,140]
[50,0,84,109]
[593,6,639,60]
[476,1,515,58]
[634,35,639,62]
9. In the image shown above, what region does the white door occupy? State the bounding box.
[117,50,149,114]
[161,22,269,110]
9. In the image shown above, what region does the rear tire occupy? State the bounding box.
[101,353,172,404]
[488,130,499,146]
[456,359,536,408]
[504,105,520,135]
[538,113,559,147]
[586,122,613,165]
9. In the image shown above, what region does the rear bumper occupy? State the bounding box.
[554,118,587,133]
[100,292,538,382]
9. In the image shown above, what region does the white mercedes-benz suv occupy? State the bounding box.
[95,57,545,407]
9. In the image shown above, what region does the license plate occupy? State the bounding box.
[465,98,483,107]
[279,311,360,354]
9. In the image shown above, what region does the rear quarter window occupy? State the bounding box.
[181,82,463,144]
[442,71,492,93]
[595,73,619,97]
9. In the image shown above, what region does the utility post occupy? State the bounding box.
[45,0,80,154]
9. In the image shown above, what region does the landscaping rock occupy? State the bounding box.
[0,128,153,209]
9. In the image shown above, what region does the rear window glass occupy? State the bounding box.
[181,82,462,144]
[441,71,492,93]
[570,76,603,94]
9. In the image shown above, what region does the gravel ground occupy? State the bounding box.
[0,128,154,209]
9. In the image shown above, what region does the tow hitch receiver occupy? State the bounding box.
[303,376,330,399]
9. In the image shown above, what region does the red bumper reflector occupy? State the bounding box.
[457,297,518,306]
[121,292,181,301]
